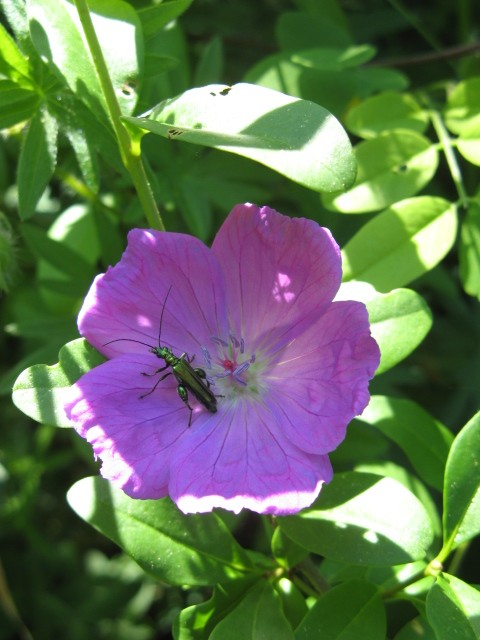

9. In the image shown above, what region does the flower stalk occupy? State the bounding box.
[73,0,165,232]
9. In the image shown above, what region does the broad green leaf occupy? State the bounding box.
[394,616,436,640]
[291,45,376,71]
[68,476,255,586]
[459,202,480,299]
[359,396,453,491]
[125,83,356,193]
[17,107,58,219]
[27,0,142,116]
[346,91,428,139]
[426,574,480,640]
[138,0,194,40]
[457,114,480,166]
[173,577,260,640]
[443,411,480,549]
[444,76,480,134]
[209,581,294,640]
[280,472,435,566]
[295,580,386,640]
[0,21,33,86]
[0,80,39,130]
[322,131,438,213]
[342,197,457,291]
[354,462,441,542]
[12,338,105,427]
[366,288,432,374]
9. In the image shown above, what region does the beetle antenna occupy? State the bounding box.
[103,338,154,349]
[158,285,173,347]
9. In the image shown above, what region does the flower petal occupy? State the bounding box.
[64,353,204,498]
[79,229,228,359]
[169,400,333,515]
[212,204,342,350]
[266,301,380,455]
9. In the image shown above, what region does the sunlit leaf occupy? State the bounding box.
[322,131,438,213]
[346,91,428,139]
[280,472,435,566]
[359,396,453,491]
[68,476,255,586]
[426,574,480,640]
[12,339,105,427]
[459,202,480,299]
[443,411,480,549]
[342,197,457,291]
[295,580,386,640]
[124,83,356,193]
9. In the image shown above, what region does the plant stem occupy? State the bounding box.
[423,95,469,209]
[73,0,165,231]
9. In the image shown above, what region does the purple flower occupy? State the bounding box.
[64,204,380,515]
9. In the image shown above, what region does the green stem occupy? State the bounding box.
[423,95,469,209]
[73,0,165,231]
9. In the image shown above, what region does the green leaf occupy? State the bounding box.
[173,577,260,640]
[17,107,58,219]
[459,202,480,299]
[280,472,435,566]
[27,0,105,114]
[346,91,428,139]
[295,580,386,640]
[342,197,457,291]
[274,578,308,630]
[271,527,308,570]
[138,0,194,40]
[291,45,376,71]
[322,131,438,213]
[358,396,453,491]
[12,338,105,427]
[0,21,33,86]
[443,411,480,549]
[124,83,356,193]
[444,76,480,134]
[67,476,255,586]
[27,0,142,116]
[366,288,432,374]
[209,581,294,640]
[426,574,480,640]
[354,462,441,542]
[457,114,480,166]
[0,80,39,130]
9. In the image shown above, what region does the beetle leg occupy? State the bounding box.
[177,384,193,427]
[139,370,172,398]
